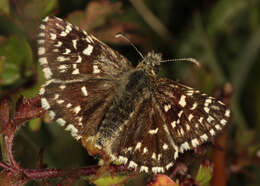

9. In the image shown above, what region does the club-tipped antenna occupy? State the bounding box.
[159,58,201,67]
[115,33,144,59]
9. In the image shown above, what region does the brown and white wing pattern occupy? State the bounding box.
[38,16,133,139]
[105,78,230,174]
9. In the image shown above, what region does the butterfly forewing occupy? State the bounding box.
[38,16,132,138]
[38,16,132,81]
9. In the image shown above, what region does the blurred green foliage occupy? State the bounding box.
[0,0,260,185]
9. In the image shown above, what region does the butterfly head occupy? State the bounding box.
[137,51,162,75]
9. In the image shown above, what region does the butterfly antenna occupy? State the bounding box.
[115,33,144,59]
[159,58,201,67]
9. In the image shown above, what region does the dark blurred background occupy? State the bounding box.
[0,0,260,185]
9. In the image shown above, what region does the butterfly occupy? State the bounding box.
[38,16,230,174]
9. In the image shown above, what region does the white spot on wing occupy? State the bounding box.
[72,39,77,49]
[163,143,168,150]
[76,55,82,63]
[81,86,88,96]
[209,129,215,136]
[63,48,71,54]
[57,99,64,104]
[205,98,212,104]
[152,167,164,174]
[38,40,44,44]
[42,16,49,22]
[166,162,174,170]
[38,47,45,55]
[148,128,158,135]
[118,156,128,164]
[178,110,183,118]
[127,147,133,152]
[207,115,215,123]
[54,94,59,100]
[186,90,194,96]
[39,87,45,95]
[200,134,208,141]
[171,121,176,129]
[215,124,221,130]
[179,95,186,107]
[186,124,190,131]
[220,119,227,125]
[50,33,57,40]
[135,142,142,151]
[39,57,48,65]
[60,31,67,37]
[54,41,62,47]
[152,152,156,160]
[83,45,93,55]
[42,67,53,79]
[72,69,80,74]
[143,147,148,154]
[58,65,68,70]
[180,128,184,136]
[204,107,210,113]
[56,118,66,126]
[191,102,198,110]
[41,98,50,110]
[128,161,137,169]
[57,56,69,62]
[65,124,79,138]
[40,24,45,29]
[38,32,45,37]
[73,105,81,115]
[140,166,148,173]
[188,114,193,121]
[93,65,101,73]
[59,85,66,90]
[191,138,199,147]
[225,109,230,117]
[164,104,171,112]
[48,111,56,120]
[66,103,72,108]
[180,142,190,152]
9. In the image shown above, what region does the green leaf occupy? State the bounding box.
[28,118,42,131]
[23,0,58,18]
[0,36,33,86]
[92,174,127,186]
[195,165,212,186]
